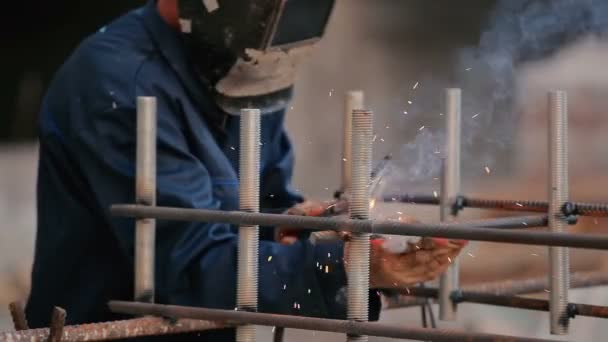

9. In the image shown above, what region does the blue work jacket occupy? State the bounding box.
[26,1,380,340]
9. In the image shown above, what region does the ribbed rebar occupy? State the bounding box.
[237,108,261,342]
[135,96,157,303]
[109,301,559,342]
[383,194,608,217]
[341,91,365,194]
[440,88,462,321]
[110,205,608,250]
[384,271,608,310]
[347,109,373,342]
[9,301,29,331]
[548,90,570,335]
[0,317,226,341]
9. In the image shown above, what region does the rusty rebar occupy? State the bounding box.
[9,301,29,331]
[383,287,608,320]
[48,307,66,342]
[108,301,558,342]
[383,195,608,217]
[0,317,227,341]
[110,205,608,250]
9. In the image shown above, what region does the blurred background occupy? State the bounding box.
[2,0,608,340]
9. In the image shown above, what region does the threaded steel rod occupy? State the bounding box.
[347,109,373,342]
[109,301,558,342]
[440,88,462,321]
[237,108,261,342]
[548,90,570,335]
[135,96,157,303]
[341,91,365,194]
[111,205,608,250]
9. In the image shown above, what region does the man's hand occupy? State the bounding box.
[276,200,338,244]
[367,237,467,288]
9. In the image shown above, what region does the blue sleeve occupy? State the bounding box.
[260,113,304,214]
[70,90,360,319]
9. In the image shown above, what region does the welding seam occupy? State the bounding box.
[110,205,608,250]
[108,301,558,342]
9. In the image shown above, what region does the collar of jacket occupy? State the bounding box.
[138,0,230,137]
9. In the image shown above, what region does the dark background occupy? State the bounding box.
[0,0,493,142]
[0,1,141,141]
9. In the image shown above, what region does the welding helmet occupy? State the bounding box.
[177,0,336,115]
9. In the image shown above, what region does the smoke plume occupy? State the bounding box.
[376,0,608,196]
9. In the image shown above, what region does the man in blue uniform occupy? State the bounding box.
[27,0,465,340]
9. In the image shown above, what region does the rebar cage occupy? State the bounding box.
[3,90,608,342]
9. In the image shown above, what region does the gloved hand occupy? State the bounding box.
[275,200,347,244]
[365,237,468,288]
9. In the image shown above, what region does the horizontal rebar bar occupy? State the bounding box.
[384,194,608,217]
[385,271,608,311]
[0,317,227,341]
[108,301,557,342]
[384,271,608,319]
[110,205,608,250]
[388,288,608,319]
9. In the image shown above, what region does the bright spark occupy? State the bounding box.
[419,126,425,131]
[408,100,413,105]
[433,191,438,198]
[413,82,419,90]
[472,113,480,119]
[485,166,491,174]
[324,265,330,273]
[230,146,236,151]
[465,67,472,71]
[268,256,273,262]
[467,252,475,258]
[403,111,408,115]
[369,199,376,209]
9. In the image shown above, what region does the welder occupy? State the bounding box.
[26,0,466,340]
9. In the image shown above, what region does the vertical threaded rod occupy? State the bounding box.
[347,109,373,342]
[341,91,365,194]
[135,96,157,303]
[237,108,261,342]
[439,88,461,321]
[548,90,570,335]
